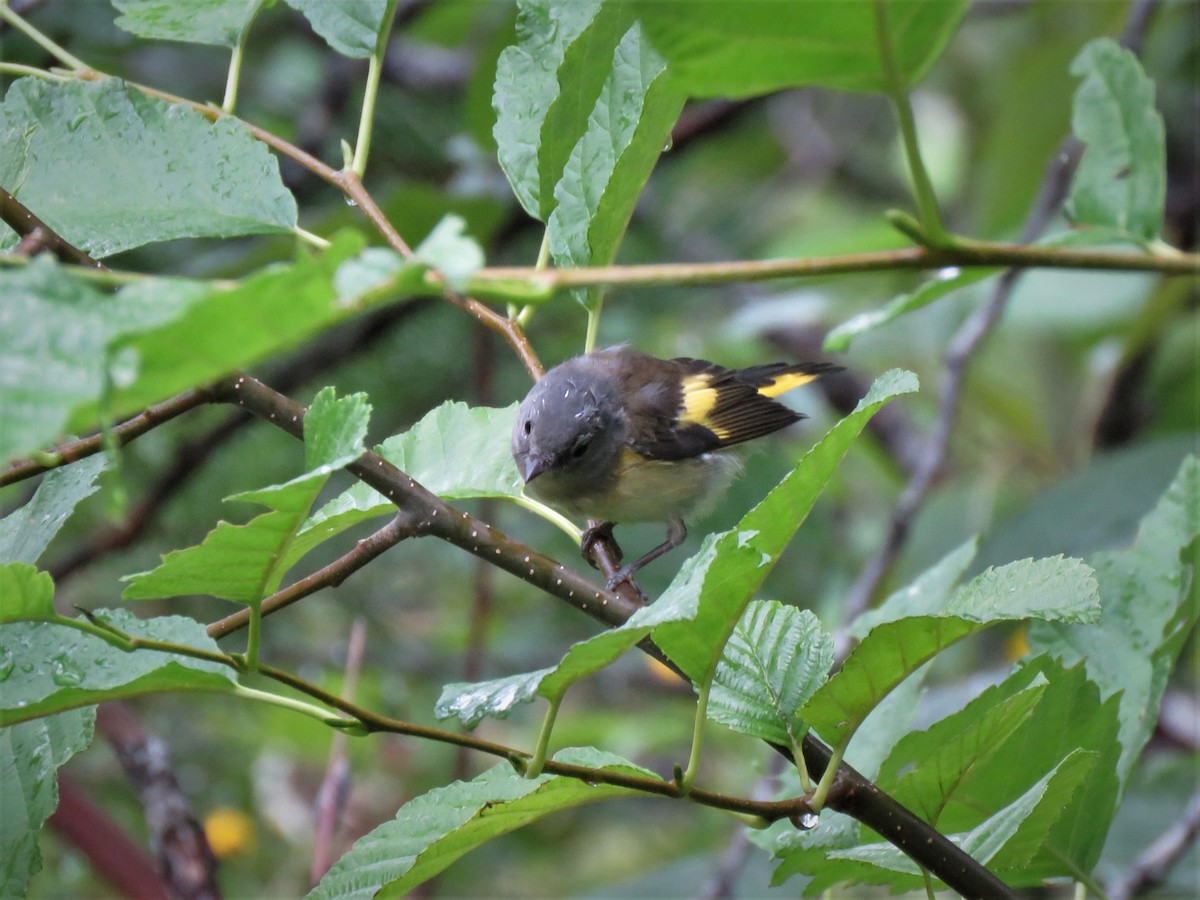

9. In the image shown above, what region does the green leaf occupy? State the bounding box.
[652,369,919,685]
[493,1,683,299]
[633,0,969,98]
[886,677,1048,827]
[708,601,834,747]
[977,750,1097,878]
[113,0,266,47]
[413,215,486,293]
[123,389,368,603]
[823,267,997,352]
[283,0,392,58]
[289,402,521,569]
[302,386,371,473]
[308,748,654,899]
[0,78,296,256]
[0,609,236,726]
[0,259,161,465]
[1065,37,1166,240]
[0,709,94,896]
[802,556,1099,748]
[1029,455,1199,784]
[813,750,1095,891]
[0,563,57,623]
[0,456,106,565]
[848,538,978,638]
[437,580,699,728]
[93,232,415,427]
[546,20,685,289]
[493,0,623,220]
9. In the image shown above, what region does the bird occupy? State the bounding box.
[511,346,839,590]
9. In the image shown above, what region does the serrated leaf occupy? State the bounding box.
[0,609,236,725]
[493,1,683,303]
[437,580,699,728]
[802,556,1099,747]
[0,78,296,257]
[124,389,368,602]
[0,563,56,622]
[283,0,391,58]
[96,232,386,425]
[848,538,978,638]
[414,214,485,292]
[823,267,996,353]
[546,20,685,294]
[652,369,919,685]
[807,749,1095,893]
[0,709,94,896]
[302,386,371,473]
[1029,455,1200,784]
[289,402,521,569]
[0,259,180,465]
[708,601,834,746]
[0,456,106,565]
[493,0,622,219]
[113,0,266,47]
[308,748,655,899]
[886,678,1047,826]
[633,0,968,98]
[1065,38,1166,240]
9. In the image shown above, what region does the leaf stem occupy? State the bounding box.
[809,740,846,812]
[679,679,711,795]
[873,0,948,246]
[0,3,90,72]
[509,494,583,543]
[233,685,361,730]
[584,298,602,353]
[351,0,399,177]
[525,694,563,778]
[245,601,262,670]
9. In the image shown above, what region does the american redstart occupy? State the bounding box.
[512,346,839,589]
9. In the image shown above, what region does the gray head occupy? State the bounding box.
[511,358,628,506]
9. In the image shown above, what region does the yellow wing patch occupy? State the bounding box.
[679,374,731,438]
[754,370,823,398]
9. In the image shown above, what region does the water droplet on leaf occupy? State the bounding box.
[799,811,819,829]
[49,653,84,687]
[0,647,13,681]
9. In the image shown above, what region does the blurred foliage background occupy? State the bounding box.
[3,0,1196,896]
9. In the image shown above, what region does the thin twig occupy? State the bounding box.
[472,242,1198,293]
[207,515,414,640]
[839,100,1109,628]
[1107,788,1200,900]
[311,619,368,885]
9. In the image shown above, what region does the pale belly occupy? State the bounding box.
[550,452,742,523]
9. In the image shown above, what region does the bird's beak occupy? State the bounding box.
[519,455,549,483]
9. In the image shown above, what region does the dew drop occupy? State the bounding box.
[49,653,84,687]
[799,811,819,830]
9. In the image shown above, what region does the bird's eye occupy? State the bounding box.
[571,438,590,458]
[522,420,532,435]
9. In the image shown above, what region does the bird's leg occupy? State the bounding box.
[581,521,620,570]
[604,518,688,591]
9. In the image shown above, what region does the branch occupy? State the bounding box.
[96,702,219,900]
[207,514,414,640]
[311,619,368,885]
[470,241,1198,295]
[0,388,212,488]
